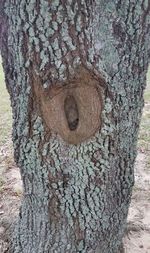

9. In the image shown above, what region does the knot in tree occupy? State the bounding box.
[37,67,103,145]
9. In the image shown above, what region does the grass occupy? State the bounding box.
[144,90,150,101]
[0,58,12,146]
[137,67,150,151]
[147,66,150,82]
[138,111,150,151]
[144,67,150,101]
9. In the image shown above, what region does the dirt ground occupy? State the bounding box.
[0,99,150,253]
[123,151,150,253]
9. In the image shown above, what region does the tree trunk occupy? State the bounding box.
[0,1,149,253]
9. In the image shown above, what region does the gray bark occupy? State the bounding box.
[0,1,150,253]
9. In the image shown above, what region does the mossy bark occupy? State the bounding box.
[0,1,150,253]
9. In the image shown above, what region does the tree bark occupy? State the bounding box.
[0,1,150,253]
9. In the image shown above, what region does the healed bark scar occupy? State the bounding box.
[33,67,104,144]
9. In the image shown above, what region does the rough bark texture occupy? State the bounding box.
[0,1,150,253]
